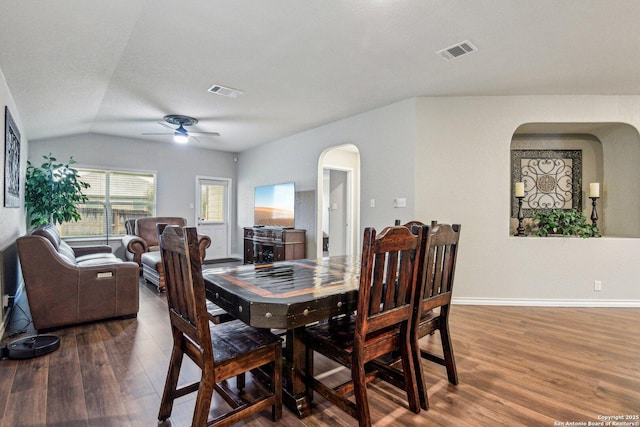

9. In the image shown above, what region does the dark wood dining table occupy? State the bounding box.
[202,255,360,418]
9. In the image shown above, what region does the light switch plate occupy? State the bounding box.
[394,198,407,208]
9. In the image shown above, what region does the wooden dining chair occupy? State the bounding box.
[157,225,282,426]
[374,221,460,410]
[412,222,461,409]
[302,225,424,427]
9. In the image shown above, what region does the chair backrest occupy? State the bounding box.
[138,217,187,246]
[159,225,213,360]
[124,219,136,235]
[419,223,461,315]
[356,225,423,341]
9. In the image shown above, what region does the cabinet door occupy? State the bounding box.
[244,239,254,264]
[275,244,285,262]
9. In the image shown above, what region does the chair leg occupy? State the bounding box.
[440,323,458,385]
[192,368,214,426]
[236,373,246,390]
[412,334,429,411]
[400,335,420,414]
[158,338,185,421]
[352,358,372,427]
[272,344,283,421]
[304,345,314,402]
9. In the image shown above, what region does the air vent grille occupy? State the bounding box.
[207,84,244,98]
[436,40,478,61]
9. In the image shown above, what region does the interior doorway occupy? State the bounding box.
[317,145,360,258]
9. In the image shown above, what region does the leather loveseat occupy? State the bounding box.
[16,223,139,331]
[122,217,211,291]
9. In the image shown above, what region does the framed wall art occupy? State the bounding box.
[511,149,582,218]
[4,106,21,208]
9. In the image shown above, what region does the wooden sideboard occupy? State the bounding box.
[243,227,306,264]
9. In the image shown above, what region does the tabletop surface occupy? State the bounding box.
[202,256,361,328]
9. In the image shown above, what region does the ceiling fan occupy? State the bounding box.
[142,115,220,143]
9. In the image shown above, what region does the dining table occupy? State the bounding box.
[202,255,361,418]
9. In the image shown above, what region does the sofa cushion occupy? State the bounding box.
[76,252,120,264]
[141,251,162,269]
[58,240,78,264]
[77,256,122,267]
[31,224,62,251]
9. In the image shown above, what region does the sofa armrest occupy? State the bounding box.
[122,234,149,266]
[72,245,113,257]
[198,235,212,260]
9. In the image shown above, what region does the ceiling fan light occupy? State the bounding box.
[174,130,189,143]
[173,123,189,143]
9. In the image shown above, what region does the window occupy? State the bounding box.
[59,168,156,238]
[200,182,225,222]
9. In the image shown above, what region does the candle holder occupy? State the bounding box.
[515,196,526,236]
[590,196,599,227]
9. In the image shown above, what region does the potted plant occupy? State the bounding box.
[531,208,600,238]
[24,154,90,227]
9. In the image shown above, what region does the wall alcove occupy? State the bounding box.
[510,122,640,238]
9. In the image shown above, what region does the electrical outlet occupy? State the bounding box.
[594,280,602,291]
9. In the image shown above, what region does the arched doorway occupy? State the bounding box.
[316,144,361,257]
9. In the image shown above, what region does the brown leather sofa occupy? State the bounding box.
[16,223,139,331]
[122,217,211,291]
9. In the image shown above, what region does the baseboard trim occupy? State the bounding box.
[452,297,640,307]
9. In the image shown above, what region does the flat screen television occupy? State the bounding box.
[254,182,295,228]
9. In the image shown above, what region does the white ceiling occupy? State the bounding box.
[1,1,640,152]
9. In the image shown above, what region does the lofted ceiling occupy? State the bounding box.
[1,1,640,152]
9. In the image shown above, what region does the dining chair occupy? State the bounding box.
[374,221,461,410]
[157,222,235,326]
[412,222,461,409]
[302,225,424,427]
[157,225,282,426]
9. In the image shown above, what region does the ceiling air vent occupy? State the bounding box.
[207,84,244,98]
[436,40,477,61]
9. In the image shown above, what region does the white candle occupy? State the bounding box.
[514,182,525,198]
[589,183,600,198]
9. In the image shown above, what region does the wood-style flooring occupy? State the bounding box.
[0,278,638,426]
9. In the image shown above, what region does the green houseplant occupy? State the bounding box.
[531,208,600,238]
[24,154,90,227]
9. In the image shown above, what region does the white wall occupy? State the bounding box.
[238,98,416,258]
[0,68,27,249]
[416,96,640,305]
[29,134,238,254]
[0,67,28,330]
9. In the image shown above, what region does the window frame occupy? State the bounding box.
[60,166,157,241]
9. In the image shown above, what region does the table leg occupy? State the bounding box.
[282,327,311,418]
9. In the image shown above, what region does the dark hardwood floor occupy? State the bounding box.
[1,276,638,426]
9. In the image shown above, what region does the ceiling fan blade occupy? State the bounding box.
[142,132,173,135]
[158,121,175,130]
[189,132,220,136]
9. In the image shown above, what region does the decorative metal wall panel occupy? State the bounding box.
[511,149,582,217]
